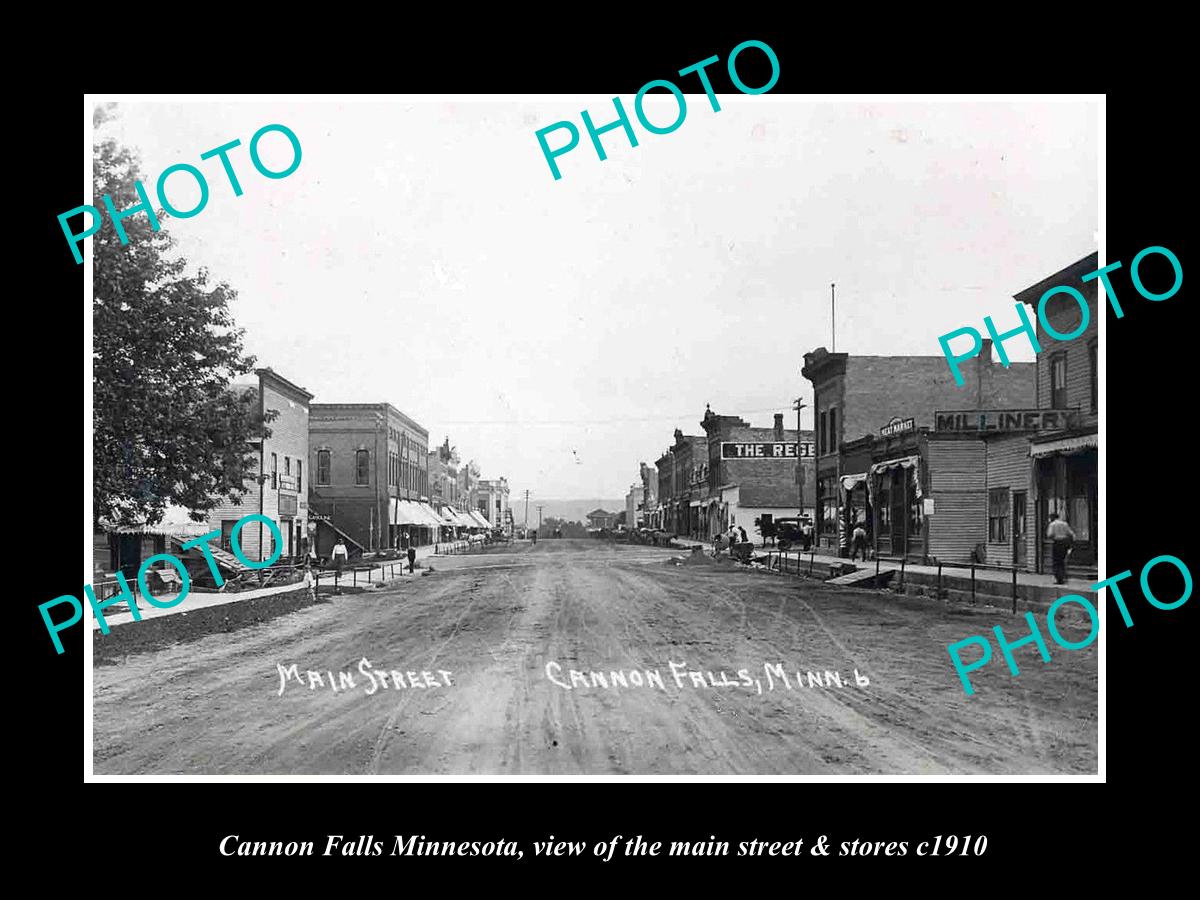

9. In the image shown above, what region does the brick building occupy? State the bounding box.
[656,449,674,531]
[802,346,1035,560]
[667,429,708,539]
[203,368,314,564]
[699,407,815,543]
[308,403,431,556]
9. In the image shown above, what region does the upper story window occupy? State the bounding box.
[284,456,291,476]
[819,411,828,455]
[1050,353,1068,410]
[297,460,302,492]
[355,450,370,486]
[317,450,331,485]
[828,407,838,454]
[270,453,278,489]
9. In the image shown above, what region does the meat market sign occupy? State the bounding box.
[935,409,1082,433]
[880,417,915,437]
[721,442,814,459]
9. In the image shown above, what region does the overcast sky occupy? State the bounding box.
[95,98,1098,501]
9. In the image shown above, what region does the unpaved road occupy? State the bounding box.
[93,540,1097,774]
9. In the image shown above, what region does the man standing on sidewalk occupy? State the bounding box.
[407,544,417,574]
[1046,513,1076,584]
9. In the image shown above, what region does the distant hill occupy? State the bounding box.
[513,498,625,526]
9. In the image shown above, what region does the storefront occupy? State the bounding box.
[1031,431,1097,575]
[869,454,925,560]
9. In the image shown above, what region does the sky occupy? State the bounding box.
[96,97,1098,500]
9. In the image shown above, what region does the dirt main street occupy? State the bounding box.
[92,539,1098,775]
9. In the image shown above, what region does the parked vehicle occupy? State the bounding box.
[774,515,814,552]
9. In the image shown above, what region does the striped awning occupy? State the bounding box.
[104,504,212,537]
[468,510,491,528]
[1029,432,1098,457]
[840,472,868,491]
[390,500,427,526]
[414,502,446,527]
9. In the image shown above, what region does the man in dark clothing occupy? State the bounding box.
[407,545,417,574]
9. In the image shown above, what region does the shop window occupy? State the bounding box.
[1088,339,1097,413]
[819,477,838,535]
[221,519,236,553]
[270,453,278,489]
[355,450,370,486]
[317,450,331,486]
[1050,353,1068,410]
[907,470,923,536]
[988,488,1010,542]
[1070,497,1090,542]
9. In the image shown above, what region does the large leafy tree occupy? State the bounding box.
[92,109,270,528]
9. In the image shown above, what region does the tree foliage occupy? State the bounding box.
[92,125,271,528]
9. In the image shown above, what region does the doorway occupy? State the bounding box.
[1012,491,1027,568]
[890,469,906,556]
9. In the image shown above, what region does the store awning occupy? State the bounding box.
[415,502,446,528]
[469,510,491,528]
[390,500,427,526]
[104,504,213,537]
[1029,432,1098,458]
[689,500,702,508]
[869,455,923,498]
[840,472,869,492]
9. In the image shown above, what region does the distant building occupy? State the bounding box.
[639,462,659,528]
[655,449,674,531]
[701,407,815,543]
[625,483,642,529]
[586,508,619,530]
[668,429,708,539]
[475,478,511,533]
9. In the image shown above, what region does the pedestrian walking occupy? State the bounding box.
[1047,513,1075,584]
[407,544,417,573]
[738,525,748,545]
[850,522,868,561]
[331,539,348,576]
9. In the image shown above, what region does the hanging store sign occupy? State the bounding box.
[721,442,814,459]
[934,409,1082,433]
[880,417,916,437]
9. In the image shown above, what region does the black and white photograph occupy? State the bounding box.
[81,93,1103,778]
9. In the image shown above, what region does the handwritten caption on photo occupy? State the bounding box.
[545,659,869,692]
[59,123,302,264]
[947,553,1191,695]
[534,39,780,181]
[40,512,284,654]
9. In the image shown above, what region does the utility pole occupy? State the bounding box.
[523,489,531,531]
[831,282,836,352]
[537,505,543,532]
[794,398,806,517]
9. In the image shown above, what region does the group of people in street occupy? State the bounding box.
[308,538,418,578]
